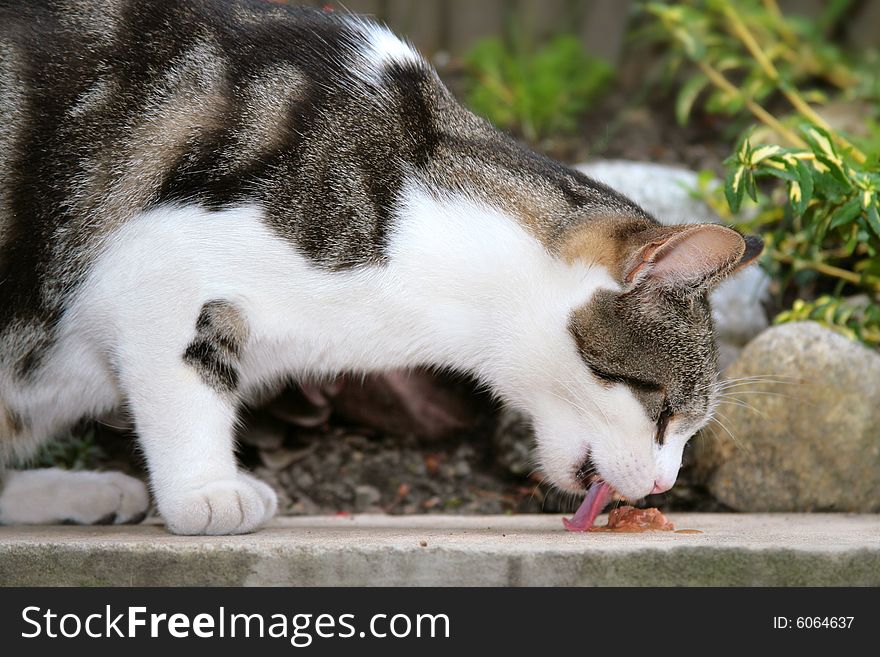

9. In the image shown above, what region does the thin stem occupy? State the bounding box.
[761,0,797,46]
[768,248,880,292]
[721,2,867,164]
[695,60,806,148]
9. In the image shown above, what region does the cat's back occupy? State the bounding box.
[0,0,436,329]
[0,0,415,217]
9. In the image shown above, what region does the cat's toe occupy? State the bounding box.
[102,472,151,524]
[161,475,276,535]
[239,473,278,523]
[69,471,149,525]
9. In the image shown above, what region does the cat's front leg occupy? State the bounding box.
[124,364,277,535]
[118,303,277,535]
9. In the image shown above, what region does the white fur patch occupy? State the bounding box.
[348,19,423,85]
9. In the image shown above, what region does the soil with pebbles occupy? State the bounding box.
[245,424,726,518]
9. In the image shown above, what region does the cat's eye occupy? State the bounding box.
[587,364,663,393]
[655,404,673,446]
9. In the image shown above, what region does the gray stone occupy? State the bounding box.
[696,321,880,512]
[577,160,718,226]
[354,484,382,512]
[0,514,878,586]
[711,265,771,347]
[716,342,743,375]
[294,470,315,490]
[492,407,534,476]
[576,160,770,348]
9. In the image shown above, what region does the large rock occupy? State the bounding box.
[576,160,770,354]
[695,321,880,512]
[577,160,718,227]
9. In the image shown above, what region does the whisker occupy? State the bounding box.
[719,373,802,383]
[549,378,612,428]
[719,390,797,400]
[718,377,801,390]
[709,410,749,454]
[716,398,766,417]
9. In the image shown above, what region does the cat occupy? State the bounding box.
[0,0,762,534]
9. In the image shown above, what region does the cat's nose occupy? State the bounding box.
[651,479,673,494]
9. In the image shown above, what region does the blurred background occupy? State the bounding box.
[43,0,880,518]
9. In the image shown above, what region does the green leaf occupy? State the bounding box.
[672,26,705,59]
[792,159,814,215]
[745,168,758,202]
[866,202,880,240]
[462,35,611,141]
[803,125,851,187]
[750,145,782,165]
[725,164,746,212]
[757,155,800,181]
[675,74,709,125]
[760,166,799,182]
[830,197,863,230]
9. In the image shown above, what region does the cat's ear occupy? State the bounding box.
[729,233,764,274]
[623,224,762,290]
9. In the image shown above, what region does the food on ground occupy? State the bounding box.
[588,505,675,532]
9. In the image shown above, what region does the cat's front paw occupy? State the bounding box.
[0,469,150,526]
[160,473,277,535]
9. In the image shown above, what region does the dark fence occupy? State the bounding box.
[302,0,633,62]
[295,0,879,65]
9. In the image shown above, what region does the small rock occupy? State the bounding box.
[259,446,314,471]
[288,492,320,515]
[239,420,285,450]
[294,470,315,490]
[492,408,534,476]
[696,321,880,511]
[354,484,382,512]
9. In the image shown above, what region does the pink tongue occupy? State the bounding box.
[563,481,613,532]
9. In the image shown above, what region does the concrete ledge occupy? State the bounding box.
[1,514,878,586]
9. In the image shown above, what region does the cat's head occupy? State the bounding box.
[517,220,762,501]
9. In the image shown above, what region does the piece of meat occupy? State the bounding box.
[590,505,675,532]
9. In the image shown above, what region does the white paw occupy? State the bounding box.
[160,473,277,535]
[91,471,151,524]
[0,469,150,525]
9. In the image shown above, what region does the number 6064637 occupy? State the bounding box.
[796,617,854,629]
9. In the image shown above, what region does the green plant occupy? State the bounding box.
[648,0,880,346]
[23,426,106,470]
[725,125,880,325]
[645,0,874,137]
[463,34,612,143]
[776,295,880,345]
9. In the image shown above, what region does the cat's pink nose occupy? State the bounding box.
[651,480,672,494]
